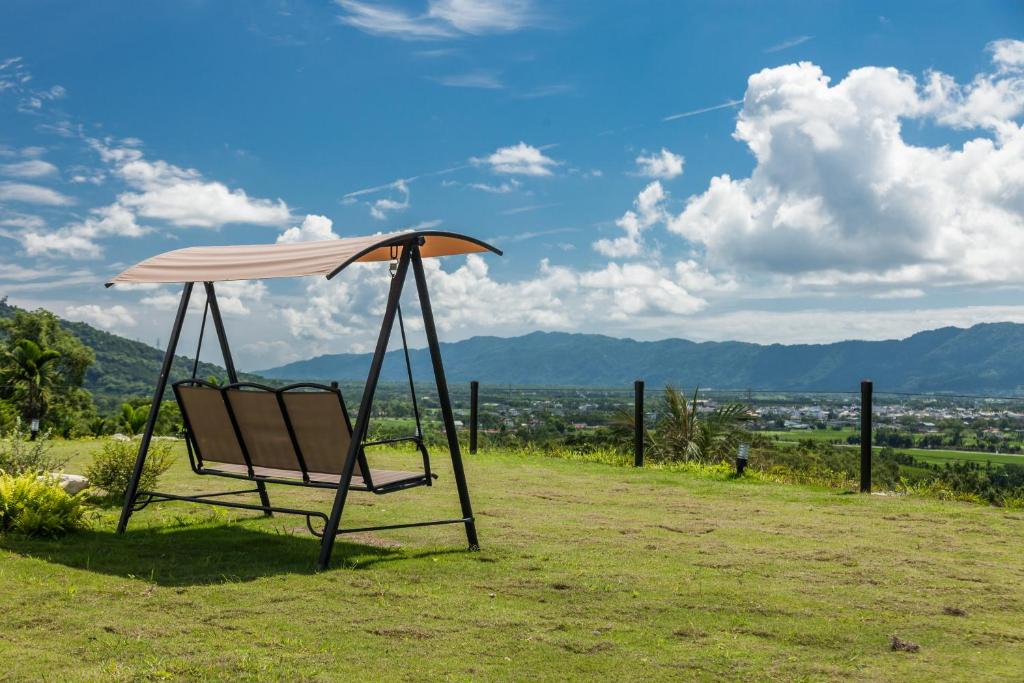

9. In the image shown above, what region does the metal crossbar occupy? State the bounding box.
[133,488,471,541]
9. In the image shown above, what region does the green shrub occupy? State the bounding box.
[0,420,67,475]
[0,472,90,537]
[85,438,174,498]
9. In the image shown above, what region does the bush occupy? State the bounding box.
[0,419,67,475]
[85,438,174,498]
[0,472,90,537]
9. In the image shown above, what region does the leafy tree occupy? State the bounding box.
[0,308,96,433]
[1,339,61,424]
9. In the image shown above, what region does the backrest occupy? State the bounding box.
[280,387,362,476]
[174,380,247,467]
[223,385,302,471]
[173,379,364,479]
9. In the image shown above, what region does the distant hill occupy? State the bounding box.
[0,300,264,408]
[258,324,1024,394]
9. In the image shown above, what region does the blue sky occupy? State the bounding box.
[1,1,1023,370]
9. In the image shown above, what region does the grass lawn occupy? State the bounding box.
[2,440,1023,681]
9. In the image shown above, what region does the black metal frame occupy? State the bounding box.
[117,235,484,569]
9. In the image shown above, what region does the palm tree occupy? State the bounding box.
[616,386,753,464]
[119,403,150,436]
[1,338,61,426]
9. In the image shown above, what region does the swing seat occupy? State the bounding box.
[173,379,434,495]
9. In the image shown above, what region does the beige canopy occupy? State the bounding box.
[106,230,501,286]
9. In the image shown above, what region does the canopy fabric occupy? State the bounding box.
[106,230,500,286]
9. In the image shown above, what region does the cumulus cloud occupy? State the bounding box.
[474,142,558,176]
[0,181,72,205]
[594,181,667,257]
[669,43,1024,289]
[336,0,539,40]
[16,138,291,257]
[64,304,136,330]
[141,280,267,316]
[277,214,340,243]
[634,148,684,179]
[278,254,708,356]
[108,150,290,228]
[22,204,146,257]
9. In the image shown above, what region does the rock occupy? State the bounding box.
[42,473,89,495]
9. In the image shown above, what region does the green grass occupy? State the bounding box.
[2,439,1023,681]
[763,430,1024,466]
[762,428,858,443]
[895,448,1024,467]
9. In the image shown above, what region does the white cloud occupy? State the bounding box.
[64,304,136,330]
[277,214,340,243]
[989,39,1024,71]
[141,280,267,316]
[113,154,290,228]
[634,148,684,179]
[0,159,57,178]
[335,0,457,39]
[668,46,1024,290]
[0,181,72,205]
[369,179,410,220]
[278,254,708,355]
[428,0,536,34]
[678,306,1024,346]
[764,35,813,54]
[474,142,558,176]
[434,71,504,89]
[22,204,146,258]
[336,0,539,40]
[594,181,666,257]
[17,138,291,258]
[468,179,520,193]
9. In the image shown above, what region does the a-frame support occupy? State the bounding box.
[118,281,271,533]
[117,282,193,533]
[317,239,479,569]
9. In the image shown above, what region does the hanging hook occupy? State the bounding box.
[389,244,399,279]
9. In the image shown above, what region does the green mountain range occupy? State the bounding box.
[5,298,1024,397]
[259,324,1024,394]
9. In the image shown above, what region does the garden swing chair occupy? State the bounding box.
[106,230,501,569]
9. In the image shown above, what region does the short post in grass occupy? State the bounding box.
[736,442,749,475]
[634,379,645,467]
[469,380,479,454]
[860,379,873,493]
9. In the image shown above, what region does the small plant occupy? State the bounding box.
[85,438,174,499]
[0,419,67,475]
[0,472,90,537]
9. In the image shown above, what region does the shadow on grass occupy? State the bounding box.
[0,520,466,587]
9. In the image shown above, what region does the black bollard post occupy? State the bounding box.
[469,380,479,454]
[860,380,873,493]
[634,380,644,467]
